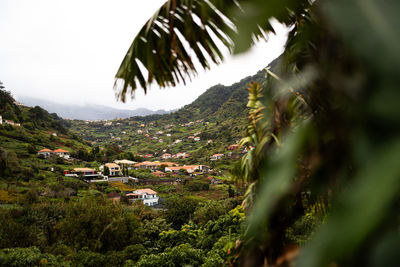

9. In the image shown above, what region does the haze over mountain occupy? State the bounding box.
[17,96,171,120]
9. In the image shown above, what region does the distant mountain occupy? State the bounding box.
[17,96,171,120]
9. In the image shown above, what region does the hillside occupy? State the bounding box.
[0,87,93,181]
[68,59,276,169]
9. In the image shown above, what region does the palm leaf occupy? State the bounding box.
[114,0,312,101]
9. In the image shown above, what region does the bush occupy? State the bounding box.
[0,247,66,267]
[185,180,209,192]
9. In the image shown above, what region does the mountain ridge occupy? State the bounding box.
[17,96,172,120]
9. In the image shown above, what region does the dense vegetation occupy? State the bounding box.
[1,0,400,266]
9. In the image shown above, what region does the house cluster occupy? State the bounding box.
[37,148,70,159]
[165,165,210,175]
[210,143,249,161]
[188,135,201,141]
[161,152,190,159]
[64,159,138,182]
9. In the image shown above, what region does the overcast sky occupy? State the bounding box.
[0,0,288,111]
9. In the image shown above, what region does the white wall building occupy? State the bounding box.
[127,189,159,206]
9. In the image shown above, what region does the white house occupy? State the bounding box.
[161,153,172,159]
[210,153,224,161]
[126,188,159,206]
[0,115,2,125]
[37,148,53,158]
[53,149,70,159]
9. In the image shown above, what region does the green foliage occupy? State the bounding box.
[0,246,66,267]
[163,196,199,229]
[57,197,143,252]
[193,201,227,226]
[185,180,209,192]
[135,243,204,267]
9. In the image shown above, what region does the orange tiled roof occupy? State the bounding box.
[54,149,69,153]
[135,188,157,195]
[38,148,53,152]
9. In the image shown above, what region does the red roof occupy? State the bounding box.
[38,149,53,152]
[54,149,69,153]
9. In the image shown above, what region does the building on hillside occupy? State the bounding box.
[194,137,200,141]
[152,171,166,177]
[161,153,172,159]
[4,120,21,126]
[0,115,2,125]
[126,188,159,206]
[188,136,195,139]
[165,165,210,174]
[210,153,224,161]
[227,144,239,150]
[114,159,137,170]
[37,148,53,158]
[173,139,182,144]
[53,148,70,159]
[134,161,178,170]
[105,163,121,176]
[144,153,153,158]
[174,152,190,159]
[64,168,100,180]
[207,176,223,185]
[207,140,213,144]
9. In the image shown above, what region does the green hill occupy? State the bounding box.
[68,59,277,169]
[0,84,92,181]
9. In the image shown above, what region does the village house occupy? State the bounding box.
[134,161,177,171]
[161,153,172,159]
[4,120,21,126]
[174,152,190,159]
[37,148,53,158]
[210,153,224,161]
[207,140,213,144]
[64,168,100,180]
[126,188,159,206]
[173,139,182,144]
[0,115,2,124]
[137,129,143,134]
[144,153,153,158]
[207,176,223,185]
[158,139,163,143]
[227,144,239,150]
[105,163,122,176]
[53,149,70,159]
[139,178,181,186]
[194,136,200,141]
[152,171,166,177]
[114,159,136,170]
[188,136,195,139]
[165,165,210,174]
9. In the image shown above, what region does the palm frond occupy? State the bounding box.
[114,0,312,101]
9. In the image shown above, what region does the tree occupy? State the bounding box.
[163,196,199,229]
